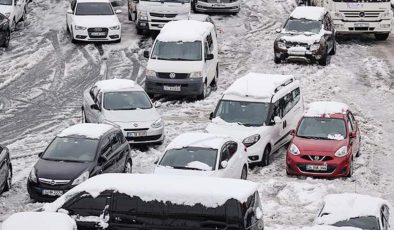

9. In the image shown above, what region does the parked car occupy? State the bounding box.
[0,144,12,194]
[192,0,240,14]
[286,101,361,177]
[154,132,249,179]
[0,13,10,48]
[144,20,218,100]
[66,0,122,43]
[315,193,390,230]
[82,79,164,145]
[44,174,264,230]
[274,6,336,66]
[0,0,27,31]
[2,212,77,230]
[206,73,304,166]
[27,123,132,202]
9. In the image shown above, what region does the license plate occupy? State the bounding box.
[306,164,327,171]
[288,50,305,56]
[127,131,147,137]
[42,190,63,196]
[212,4,226,7]
[91,32,106,36]
[163,85,181,91]
[354,23,369,28]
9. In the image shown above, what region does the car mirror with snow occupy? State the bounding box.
[209,112,214,120]
[290,129,295,136]
[275,28,281,33]
[274,116,282,124]
[205,54,214,61]
[143,50,150,58]
[220,161,228,169]
[67,9,73,14]
[350,131,356,138]
[115,9,122,14]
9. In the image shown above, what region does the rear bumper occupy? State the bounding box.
[195,1,240,13]
[145,76,204,96]
[333,19,391,34]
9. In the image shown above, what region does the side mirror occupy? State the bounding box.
[275,28,281,33]
[220,160,228,169]
[274,116,282,124]
[98,156,107,164]
[209,112,214,120]
[67,9,73,14]
[154,156,160,165]
[115,9,122,14]
[290,129,296,136]
[324,30,333,35]
[350,131,356,138]
[205,53,214,61]
[154,101,161,108]
[143,50,150,58]
[38,152,44,158]
[91,104,100,111]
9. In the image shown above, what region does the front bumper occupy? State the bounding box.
[333,19,391,34]
[27,180,73,202]
[274,46,323,62]
[73,28,121,42]
[195,1,240,13]
[122,127,164,144]
[145,76,204,96]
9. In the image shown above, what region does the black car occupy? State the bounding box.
[27,123,132,202]
[0,144,12,194]
[0,13,11,48]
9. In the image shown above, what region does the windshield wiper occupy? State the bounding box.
[299,135,329,140]
[172,166,204,171]
[116,107,137,110]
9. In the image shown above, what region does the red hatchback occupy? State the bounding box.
[286,101,361,178]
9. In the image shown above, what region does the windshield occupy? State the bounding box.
[284,18,322,34]
[141,0,190,2]
[297,117,347,140]
[103,91,152,110]
[151,41,202,61]
[332,216,380,230]
[42,137,98,162]
[214,100,270,127]
[75,2,114,16]
[0,0,12,5]
[159,147,218,171]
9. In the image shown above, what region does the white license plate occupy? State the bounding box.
[306,164,328,171]
[42,190,63,196]
[288,50,305,56]
[91,32,106,36]
[354,23,369,28]
[212,4,226,7]
[127,131,147,137]
[163,85,181,91]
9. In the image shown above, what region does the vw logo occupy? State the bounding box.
[314,156,320,161]
[169,73,176,79]
[359,12,365,17]
[133,123,138,127]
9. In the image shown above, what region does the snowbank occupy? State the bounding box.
[157,20,214,42]
[304,101,349,117]
[166,132,231,150]
[57,123,114,139]
[95,79,140,92]
[291,6,325,21]
[2,212,77,230]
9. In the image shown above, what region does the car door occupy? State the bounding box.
[348,111,361,154]
[217,144,232,178]
[268,101,282,150]
[226,142,241,178]
[97,135,117,174]
[0,146,6,190]
[346,113,358,157]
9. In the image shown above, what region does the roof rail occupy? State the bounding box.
[274,78,294,94]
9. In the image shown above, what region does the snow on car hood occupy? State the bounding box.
[73,15,120,28]
[0,5,12,15]
[206,118,263,141]
[154,165,216,177]
[292,137,347,153]
[147,59,203,73]
[279,30,323,45]
[138,1,190,14]
[103,108,160,123]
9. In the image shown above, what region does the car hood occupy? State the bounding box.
[154,165,216,177]
[206,121,263,142]
[147,59,203,73]
[0,6,12,14]
[278,31,323,45]
[138,1,190,14]
[292,136,348,154]
[73,15,120,28]
[103,108,160,123]
[35,159,93,181]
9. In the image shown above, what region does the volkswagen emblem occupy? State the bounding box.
[133,123,138,127]
[314,156,320,161]
[359,12,365,17]
[169,72,176,79]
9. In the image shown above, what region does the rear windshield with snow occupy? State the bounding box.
[297,117,346,140]
[75,3,114,16]
[151,41,202,61]
[159,147,218,171]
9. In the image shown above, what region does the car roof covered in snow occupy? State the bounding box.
[157,20,214,42]
[291,6,326,21]
[44,174,259,211]
[94,79,143,93]
[57,123,115,139]
[174,14,212,22]
[316,193,389,225]
[304,101,349,118]
[2,212,77,230]
[166,132,234,150]
[223,73,298,102]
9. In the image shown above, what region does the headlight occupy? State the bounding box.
[72,171,89,186]
[310,43,320,51]
[277,41,287,49]
[74,25,87,30]
[29,168,37,183]
[289,143,300,156]
[109,25,120,30]
[335,146,348,157]
[4,12,10,18]
[145,69,156,77]
[151,118,163,129]
[139,11,148,21]
[190,72,202,78]
[242,134,260,148]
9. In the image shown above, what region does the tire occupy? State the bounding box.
[2,30,10,48]
[210,66,218,91]
[274,56,281,64]
[124,160,132,174]
[10,18,16,32]
[375,33,389,41]
[81,108,87,123]
[136,28,143,35]
[318,48,328,66]
[70,28,76,44]
[329,40,336,55]
[128,12,132,21]
[261,146,271,166]
[3,166,12,192]
[240,166,247,180]
[346,158,353,178]
[197,82,207,100]
[21,10,27,22]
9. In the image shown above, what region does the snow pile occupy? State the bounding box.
[304,101,349,117]
[327,134,344,140]
[44,174,259,211]
[291,6,325,21]
[157,20,214,42]
[94,79,140,92]
[186,161,212,171]
[316,193,388,225]
[166,132,231,150]
[2,212,77,230]
[57,123,114,139]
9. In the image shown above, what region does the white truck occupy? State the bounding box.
[128,0,191,35]
[310,0,392,40]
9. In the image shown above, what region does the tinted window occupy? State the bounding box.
[0,0,12,5]
[152,41,202,61]
[297,117,347,140]
[100,136,111,157]
[284,18,322,34]
[103,91,152,110]
[110,132,121,150]
[159,147,217,171]
[42,137,98,162]
[228,142,238,157]
[333,216,380,230]
[75,2,114,16]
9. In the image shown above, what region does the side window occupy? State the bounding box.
[90,86,98,102]
[100,136,111,157]
[0,146,3,153]
[96,92,103,107]
[204,42,209,57]
[381,206,389,230]
[63,193,110,216]
[227,142,238,158]
[220,146,230,163]
[323,16,329,31]
[292,88,301,105]
[348,111,356,127]
[347,113,354,132]
[206,33,213,53]
[283,92,294,116]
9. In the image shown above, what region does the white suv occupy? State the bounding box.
[206,73,304,166]
[0,0,27,31]
[82,79,164,145]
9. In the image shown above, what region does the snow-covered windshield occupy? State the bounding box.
[332,216,380,229]
[151,41,202,61]
[42,137,98,162]
[103,91,152,110]
[75,3,114,16]
[0,0,12,5]
[297,117,346,140]
[284,18,322,34]
[159,147,217,171]
[214,100,269,127]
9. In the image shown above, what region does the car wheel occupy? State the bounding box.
[318,48,328,66]
[240,166,247,180]
[197,81,207,100]
[136,28,143,35]
[375,33,389,41]
[261,146,271,166]
[10,18,16,32]
[70,28,76,44]
[274,56,281,64]
[329,40,336,55]
[81,108,87,123]
[128,12,132,21]
[21,10,27,22]
[346,158,353,178]
[2,29,10,48]
[4,166,12,192]
[124,160,132,174]
[210,66,218,91]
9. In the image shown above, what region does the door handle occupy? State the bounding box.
[283,120,287,129]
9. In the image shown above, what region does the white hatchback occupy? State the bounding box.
[0,0,27,31]
[154,132,249,179]
[82,79,164,145]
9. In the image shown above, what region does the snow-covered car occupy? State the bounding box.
[0,144,12,195]
[44,174,264,230]
[27,123,132,202]
[82,79,164,145]
[274,6,336,66]
[174,13,216,30]
[144,20,218,100]
[192,0,240,14]
[315,193,391,230]
[66,0,122,43]
[206,73,304,166]
[0,0,27,31]
[2,212,77,230]
[154,132,249,179]
[0,13,11,48]
[286,101,361,178]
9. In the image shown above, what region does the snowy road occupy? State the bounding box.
[0,0,394,229]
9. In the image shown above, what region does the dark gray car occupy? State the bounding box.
[0,144,12,195]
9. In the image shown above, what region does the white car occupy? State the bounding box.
[2,212,77,230]
[206,73,304,166]
[82,79,164,145]
[315,193,390,230]
[154,132,248,179]
[0,0,27,31]
[66,0,122,43]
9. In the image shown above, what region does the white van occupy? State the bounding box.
[144,20,218,100]
[206,73,304,166]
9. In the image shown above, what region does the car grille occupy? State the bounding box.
[126,134,162,142]
[297,164,336,174]
[87,28,108,38]
[301,155,333,162]
[285,41,309,49]
[339,10,384,19]
[39,178,70,186]
[150,13,177,18]
[157,72,190,79]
